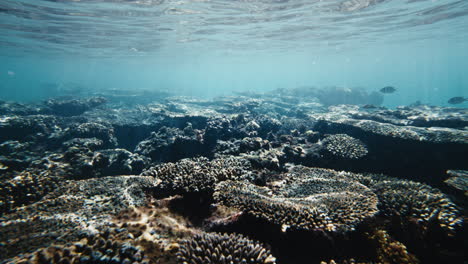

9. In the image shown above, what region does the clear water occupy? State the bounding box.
[1,0,468,107]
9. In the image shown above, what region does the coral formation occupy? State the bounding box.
[135,126,205,162]
[355,175,464,233]
[444,169,468,196]
[1,92,466,263]
[16,229,149,264]
[0,170,59,214]
[368,230,419,264]
[141,157,251,195]
[45,96,107,116]
[214,166,378,232]
[320,134,368,159]
[177,232,276,264]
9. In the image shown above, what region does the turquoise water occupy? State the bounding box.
[1,0,468,107]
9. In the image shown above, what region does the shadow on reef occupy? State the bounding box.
[313,119,467,186]
[0,91,467,264]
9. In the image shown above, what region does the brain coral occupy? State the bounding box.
[214,166,378,232]
[177,232,276,264]
[320,134,368,159]
[141,156,251,195]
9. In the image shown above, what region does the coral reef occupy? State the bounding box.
[44,96,107,116]
[1,91,466,264]
[354,174,464,234]
[0,170,59,214]
[214,166,378,232]
[58,122,117,149]
[445,170,468,196]
[320,134,368,159]
[15,229,149,264]
[0,175,157,260]
[141,157,251,195]
[135,126,205,162]
[368,230,419,264]
[177,232,276,264]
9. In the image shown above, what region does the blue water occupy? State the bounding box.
[1,0,468,107]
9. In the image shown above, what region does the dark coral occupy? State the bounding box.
[354,174,464,234]
[141,157,251,196]
[368,230,419,264]
[59,122,117,149]
[0,171,59,214]
[177,232,276,264]
[16,229,149,264]
[135,126,206,162]
[91,149,150,176]
[0,115,60,142]
[44,96,107,117]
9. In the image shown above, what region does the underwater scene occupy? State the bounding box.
[1,0,468,263]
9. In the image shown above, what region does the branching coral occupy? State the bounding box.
[177,232,276,264]
[320,134,368,159]
[141,157,251,195]
[17,229,149,264]
[369,230,419,264]
[358,175,464,233]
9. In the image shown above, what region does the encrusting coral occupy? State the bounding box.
[176,232,276,264]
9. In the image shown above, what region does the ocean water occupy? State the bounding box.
[1,0,468,107]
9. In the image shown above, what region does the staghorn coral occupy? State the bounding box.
[140,157,251,195]
[320,134,368,159]
[214,166,378,232]
[176,232,276,264]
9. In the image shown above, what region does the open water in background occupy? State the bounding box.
[0,0,467,107]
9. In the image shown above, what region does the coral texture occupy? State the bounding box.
[141,157,251,195]
[320,134,368,159]
[177,232,276,264]
[214,166,378,232]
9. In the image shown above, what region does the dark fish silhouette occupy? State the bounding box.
[447,97,467,104]
[362,104,377,109]
[379,86,396,94]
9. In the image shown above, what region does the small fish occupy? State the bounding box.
[7,70,15,76]
[447,97,467,104]
[379,86,396,94]
[362,104,377,109]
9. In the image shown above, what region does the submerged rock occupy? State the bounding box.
[44,96,107,116]
[445,170,468,196]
